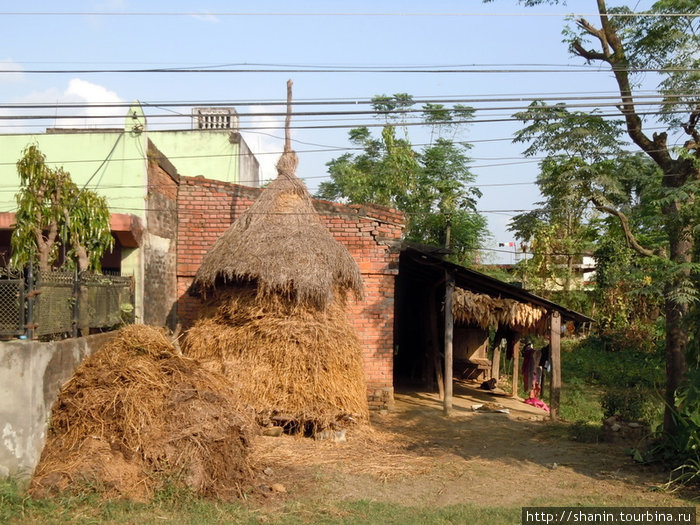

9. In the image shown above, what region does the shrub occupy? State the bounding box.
[601,387,647,422]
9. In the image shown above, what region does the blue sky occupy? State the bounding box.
[0,1,657,263]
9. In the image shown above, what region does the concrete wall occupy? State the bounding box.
[143,145,180,329]
[0,130,148,219]
[148,130,242,185]
[175,176,404,402]
[0,333,114,478]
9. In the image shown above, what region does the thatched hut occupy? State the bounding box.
[183,81,369,433]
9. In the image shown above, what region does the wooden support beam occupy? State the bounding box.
[549,311,562,420]
[491,343,501,382]
[443,272,455,416]
[511,338,520,398]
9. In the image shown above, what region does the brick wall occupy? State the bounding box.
[176,176,403,402]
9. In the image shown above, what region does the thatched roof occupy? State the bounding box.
[453,288,548,334]
[194,82,363,308]
[194,152,363,307]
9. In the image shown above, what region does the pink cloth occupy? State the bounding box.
[524,397,550,413]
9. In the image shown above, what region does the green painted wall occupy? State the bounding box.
[147,129,241,183]
[0,130,148,218]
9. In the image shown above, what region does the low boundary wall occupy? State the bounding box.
[0,333,114,478]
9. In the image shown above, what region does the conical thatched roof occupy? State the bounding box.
[194,83,363,308]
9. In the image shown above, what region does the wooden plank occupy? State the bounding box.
[443,272,455,416]
[550,311,562,420]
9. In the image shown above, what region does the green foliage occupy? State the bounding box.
[318,94,488,264]
[601,387,648,421]
[565,337,665,389]
[643,367,700,487]
[496,0,699,442]
[11,144,113,272]
[66,184,114,272]
[560,337,664,433]
[11,145,72,271]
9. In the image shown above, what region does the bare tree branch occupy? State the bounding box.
[590,197,661,258]
[572,41,608,62]
[575,17,611,58]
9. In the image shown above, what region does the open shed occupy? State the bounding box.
[394,247,592,418]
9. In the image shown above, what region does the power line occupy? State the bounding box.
[2,65,699,74]
[0,11,697,17]
[0,92,695,113]
[0,89,688,109]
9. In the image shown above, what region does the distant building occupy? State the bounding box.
[0,103,261,322]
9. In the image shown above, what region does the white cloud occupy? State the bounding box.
[65,78,122,106]
[60,78,125,128]
[190,13,220,23]
[0,59,26,84]
[1,79,126,133]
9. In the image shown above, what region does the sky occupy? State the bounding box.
[0,1,659,264]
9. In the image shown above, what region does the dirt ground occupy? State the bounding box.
[250,380,698,509]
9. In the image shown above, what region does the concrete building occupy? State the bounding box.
[0,104,260,323]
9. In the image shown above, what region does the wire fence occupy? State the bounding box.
[0,267,133,339]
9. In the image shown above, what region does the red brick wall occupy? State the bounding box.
[176,176,403,402]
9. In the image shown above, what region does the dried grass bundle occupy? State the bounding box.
[453,288,547,333]
[182,286,369,433]
[193,151,363,309]
[30,325,255,501]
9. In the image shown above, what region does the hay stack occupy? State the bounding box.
[184,287,369,431]
[184,80,368,432]
[193,85,362,309]
[30,325,254,501]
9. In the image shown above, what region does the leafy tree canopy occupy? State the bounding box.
[487,0,698,439]
[11,144,113,272]
[317,94,488,265]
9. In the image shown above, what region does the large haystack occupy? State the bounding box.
[30,325,254,501]
[184,81,369,433]
[184,287,369,431]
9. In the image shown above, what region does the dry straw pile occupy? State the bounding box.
[453,288,547,334]
[184,287,369,432]
[30,325,254,501]
[184,80,369,434]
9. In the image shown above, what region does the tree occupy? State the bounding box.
[317,94,488,264]
[12,144,113,273]
[64,190,113,273]
[508,105,627,302]
[489,0,699,434]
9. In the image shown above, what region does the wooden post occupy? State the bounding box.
[549,311,562,420]
[491,342,501,382]
[511,338,520,398]
[443,272,454,416]
[25,263,35,340]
